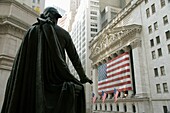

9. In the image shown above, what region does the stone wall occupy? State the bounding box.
[0,0,38,110]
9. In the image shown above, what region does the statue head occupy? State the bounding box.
[42,7,62,23]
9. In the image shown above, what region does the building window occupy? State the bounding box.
[105,104,107,111]
[146,8,150,18]
[163,15,169,25]
[163,83,168,92]
[91,34,96,37]
[160,66,165,75]
[90,16,97,20]
[117,104,119,111]
[158,48,163,57]
[168,44,170,53]
[160,0,166,7]
[132,105,136,112]
[150,39,154,47]
[124,104,127,112]
[166,31,170,40]
[145,0,148,4]
[156,36,160,44]
[90,1,99,5]
[32,0,36,3]
[156,84,161,93]
[91,28,97,32]
[90,11,97,15]
[110,104,113,111]
[37,0,40,4]
[152,51,156,59]
[154,22,158,30]
[148,25,152,34]
[151,4,156,14]
[163,106,168,113]
[154,68,159,77]
[91,22,97,27]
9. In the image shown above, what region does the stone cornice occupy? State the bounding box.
[89,24,142,65]
[0,54,14,71]
[95,97,149,103]
[0,16,30,31]
[0,0,39,39]
[0,0,38,28]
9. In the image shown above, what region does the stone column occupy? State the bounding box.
[126,102,132,112]
[92,65,99,96]
[131,38,148,97]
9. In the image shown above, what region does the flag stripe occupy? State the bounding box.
[98,87,132,94]
[107,58,130,69]
[98,75,130,85]
[98,81,131,90]
[99,72,131,84]
[99,78,132,89]
[107,63,130,73]
[107,69,130,78]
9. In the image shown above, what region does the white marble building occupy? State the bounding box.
[0,0,38,110]
[89,0,170,113]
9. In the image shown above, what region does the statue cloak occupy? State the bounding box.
[1,19,86,113]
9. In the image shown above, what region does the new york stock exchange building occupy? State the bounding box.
[89,0,170,113]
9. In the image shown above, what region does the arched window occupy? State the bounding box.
[110,104,113,111]
[132,104,136,112]
[95,104,97,110]
[124,104,127,112]
[105,104,107,111]
[117,104,119,111]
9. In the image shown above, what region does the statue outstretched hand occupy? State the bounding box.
[80,76,93,84]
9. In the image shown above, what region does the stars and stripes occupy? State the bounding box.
[114,88,119,103]
[98,52,133,94]
[92,93,97,103]
[102,91,107,103]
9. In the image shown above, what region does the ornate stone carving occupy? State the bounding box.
[89,24,142,65]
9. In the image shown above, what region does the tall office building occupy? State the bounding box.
[89,0,170,113]
[64,0,81,32]
[15,0,45,13]
[68,0,128,112]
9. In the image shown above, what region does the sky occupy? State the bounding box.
[45,0,69,11]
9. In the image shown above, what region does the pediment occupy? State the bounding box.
[89,24,142,61]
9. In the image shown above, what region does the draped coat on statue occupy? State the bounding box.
[1,18,86,113]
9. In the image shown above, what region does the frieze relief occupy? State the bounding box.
[89,24,142,64]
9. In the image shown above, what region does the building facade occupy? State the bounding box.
[89,0,170,113]
[69,0,100,112]
[15,0,45,13]
[0,0,38,110]
[69,0,129,113]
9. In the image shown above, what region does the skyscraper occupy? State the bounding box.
[68,0,128,112]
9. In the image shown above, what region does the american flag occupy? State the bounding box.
[114,88,119,103]
[102,91,107,103]
[92,93,97,103]
[98,52,133,94]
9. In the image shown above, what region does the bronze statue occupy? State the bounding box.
[1,7,92,113]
